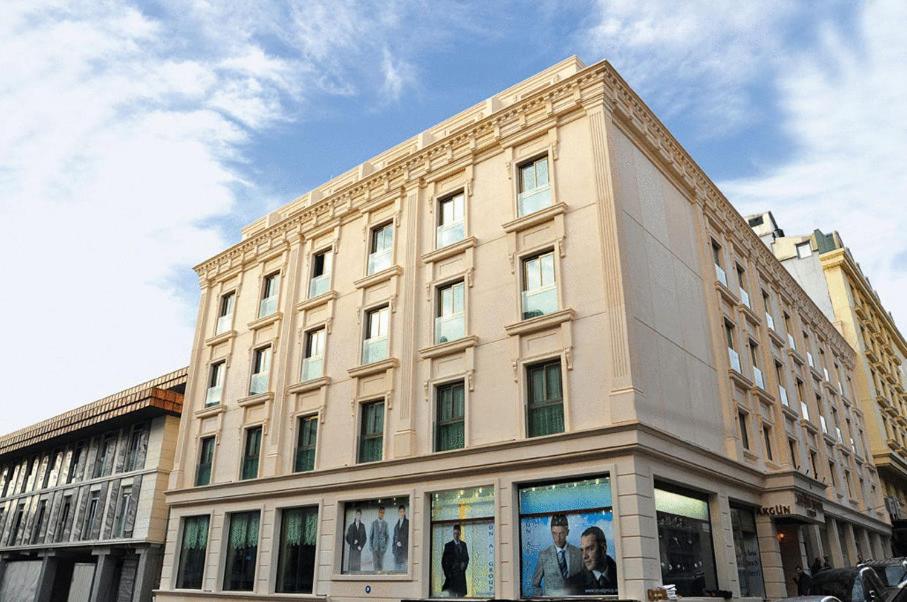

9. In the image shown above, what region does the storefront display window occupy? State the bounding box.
[430,486,495,598]
[731,506,764,597]
[176,515,208,589]
[341,496,409,574]
[518,476,617,598]
[276,506,318,593]
[222,511,259,591]
[655,485,717,597]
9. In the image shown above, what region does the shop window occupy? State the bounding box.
[655,484,717,597]
[731,506,764,597]
[430,487,495,598]
[223,511,260,591]
[276,506,318,593]
[518,476,616,597]
[176,515,209,589]
[341,496,410,575]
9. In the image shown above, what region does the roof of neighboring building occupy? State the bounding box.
[0,368,188,458]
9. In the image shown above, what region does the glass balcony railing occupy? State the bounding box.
[436,220,465,249]
[215,314,233,335]
[715,264,727,286]
[367,248,392,275]
[308,274,330,299]
[249,373,269,395]
[301,357,324,382]
[788,333,797,350]
[258,295,278,319]
[800,401,810,421]
[518,184,552,216]
[739,288,751,308]
[835,427,844,444]
[823,367,830,382]
[753,366,765,389]
[728,348,741,372]
[521,285,557,320]
[435,313,465,344]
[765,313,775,331]
[779,385,789,407]
[820,415,828,434]
[807,352,815,368]
[362,336,389,365]
[205,386,222,406]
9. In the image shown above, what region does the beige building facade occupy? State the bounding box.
[751,214,907,552]
[157,58,890,602]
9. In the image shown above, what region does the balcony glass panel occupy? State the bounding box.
[250,373,269,395]
[765,313,775,331]
[258,295,277,319]
[521,285,557,320]
[753,366,765,389]
[779,386,789,406]
[517,184,551,216]
[205,386,222,406]
[835,427,843,444]
[301,357,324,382]
[367,247,392,275]
[820,415,828,434]
[807,352,815,368]
[436,220,465,249]
[435,314,465,344]
[215,314,233,335]
[362,336,388,365]
[788,333,797,350]
[715,264,727,286]
[800,401,810,421]
[739,288,751,308]
[308,274,330,299]
[728,348,741,372]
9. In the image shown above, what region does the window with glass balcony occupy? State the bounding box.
[308,249,332,298]
[437,191,465,248]
[738,410,750,450]
[294,416,318,473]
[259,272,280,318]
[521,251,557,319]
[196,436,215,486]
[249,346,271,395]
[301,328,326,381]
[784,312,796,350]
[517,155,551,216]
[711,239,727,286]
[725,320,740,372]
[749,340,764,388]
[736,263,750,308]
[435,381,465,452]
[214,291,236,336]
[206,361,225,406]
[775,361,789,406]
[762,424,773,461]
[362,305,390,364]
[762,290,775,330]
[526,359,565,438]
[804,332,814,367]
[435,280,465,344]
[367,222,394,275]
[177,515,209,589]
[241,426,262,480]
[358,400,385,463]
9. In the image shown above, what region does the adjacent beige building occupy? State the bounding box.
[157,58,891,602]
[751,213,907,552]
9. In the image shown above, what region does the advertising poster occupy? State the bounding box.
[341,496,409,575]
[519,476,617,598]
[430,487,496,598]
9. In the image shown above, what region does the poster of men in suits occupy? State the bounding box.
[341,497,409,574]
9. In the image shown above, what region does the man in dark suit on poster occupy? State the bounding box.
[566,526,617,595]
[393,504,409,571]
[345,508,367,572]
[442,524,470,597]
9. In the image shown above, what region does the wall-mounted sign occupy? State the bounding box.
[758,504,791,516]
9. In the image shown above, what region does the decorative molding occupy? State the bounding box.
[247,312,281,332]
[236,392,273,408]
[296,291,337,312]
[504,308,575,337]
[193,404,225,419]
[419,336,479,360]
[420,236,478,265]
[502,202,567,234]
[353,266,402,290]
[347,358,400,379]
[286,377,331,395]
[204,330,236,347]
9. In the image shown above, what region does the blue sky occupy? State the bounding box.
[1,0,905,433]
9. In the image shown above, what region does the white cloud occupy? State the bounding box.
[722,0,907,333]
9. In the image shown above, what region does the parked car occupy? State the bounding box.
[808,568,865,602]
[861,558,907,588]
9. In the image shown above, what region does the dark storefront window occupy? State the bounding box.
[655,484,717,597]
[223,511,260,591]
[276,506,318,593]
[731,506,764,597]
[176,515,209,589]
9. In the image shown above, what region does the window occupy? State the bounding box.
[435,381,465,452]
[526,360,564,438]
[308,249,333,298]
[655,484,717,597]
[738,410,750,450]
[736,263,750,308]
[56,496,72,542]
[67,443,84,484]
[32,500,47,544]
[206,361,225,406]
[730,506,764,597]
[775,362,789,406]
[124,425,146,472]
[437,191,466,248]
[341,496,410,574]
[177,515,209,589]
[711,240,727,286]
[804,332,814,367]
[517,155,551,216]
[521,251,557,319]
[249,346,271,395]
[0,468,10,497]
[43,451,60,489]
[367,222,394,275]
[112,485,133,538]
[223,511,260,591]
[20,459,34,493]
[762,424,774,461]
[93,435,115,478]
[215,291,236,335]
[258,272,280,318]
[294,416,318,473]
[809,450,818,478]
[301,328,326,381]
[358,401,385,463]
[518,476,615,597]
[276,507,319,593]
[828,462,837,487]
[784,312,796,349]
[796,241,812,258]
[241,427,262,480]
[788,439,799,469]
[436,281,465,344]
[196,437,215,487]
[750,341,764,388]
[8,503,24,545]
[82,490,100,540]
[725,321,740,372]
[362,306,390,364]
[762,290,775,330]
[431,487,495,598]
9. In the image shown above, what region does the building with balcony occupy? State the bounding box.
[751,212,907,552]
[0,369,186,602]
[157,58,890,602]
